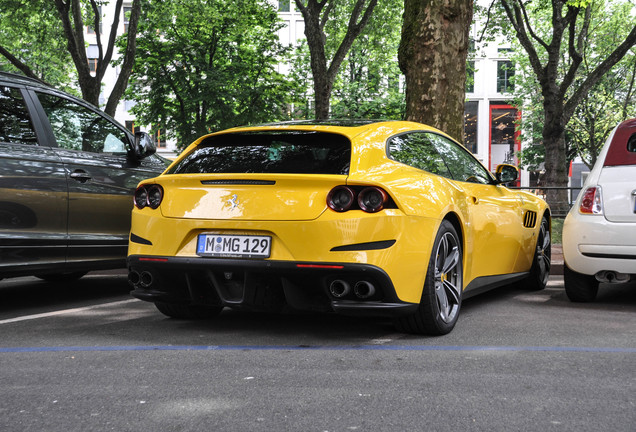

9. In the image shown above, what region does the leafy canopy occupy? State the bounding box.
[126,0,296,150]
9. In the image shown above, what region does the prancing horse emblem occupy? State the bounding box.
[228,194,239,210]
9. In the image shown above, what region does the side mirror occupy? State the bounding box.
[131,131,156,160]
[495,164,519,184]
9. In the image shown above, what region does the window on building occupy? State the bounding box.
[87,58,98,74]
[463,101,478,154]
[279,0,290,12]
[489,104,519,171]
[125,121,136,134]
[123,6,132,33]
[154,126,167,148]
[87,45,99,74]
[497,61,514,93]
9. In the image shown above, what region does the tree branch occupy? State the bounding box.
[0,45,51,86]
[564,23,636,122]
[104,0,139,116]
[500,0,545,81]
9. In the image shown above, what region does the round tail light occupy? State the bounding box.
[327,186,355,212]
[134,184,164,209]
[358,187,388,213]
[134,186,149,209]
[147,185,164,209]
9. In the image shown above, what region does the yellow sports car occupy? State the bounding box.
[127,120,551,335]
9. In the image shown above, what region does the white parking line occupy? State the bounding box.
[0,299,138,325]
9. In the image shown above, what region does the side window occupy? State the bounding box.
[0,86,38,145]
[428,134,492,184]
[36,92,129,154]
[387,133,452,178]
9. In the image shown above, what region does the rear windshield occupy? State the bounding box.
[604,124,636,167]
[168,131,351,175]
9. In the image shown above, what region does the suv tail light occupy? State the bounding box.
[327,185,392,213]
[134,184,164,209]
[579,186,603,214]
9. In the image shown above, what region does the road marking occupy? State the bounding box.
[0,299,138,325]
[1,344,635,354]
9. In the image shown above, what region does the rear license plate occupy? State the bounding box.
[196,234,271,258]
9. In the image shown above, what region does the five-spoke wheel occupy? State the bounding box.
[395,220,463,335]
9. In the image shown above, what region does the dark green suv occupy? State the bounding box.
[0,72,168,281]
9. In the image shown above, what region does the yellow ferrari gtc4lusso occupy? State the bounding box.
[128,120,551,335]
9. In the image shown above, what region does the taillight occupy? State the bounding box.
[327,185,391,213]
[358,187,388,213]
[327,186,355,212]
[579,186,603,214]
[134,184,164,209]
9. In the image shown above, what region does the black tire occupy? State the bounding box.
[154,301,223,319]
[394,220,463,335]
[37,272,87,282]
[523,216,551,291]
[564,265,599,302]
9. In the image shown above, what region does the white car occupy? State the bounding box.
[562,118,636,301]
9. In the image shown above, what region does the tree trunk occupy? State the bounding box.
[53,0,139,115]
[399,0,473,142]
[542,121,570,216]
[295,0,378,120]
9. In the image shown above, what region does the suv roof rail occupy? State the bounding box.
[0,71,48,87]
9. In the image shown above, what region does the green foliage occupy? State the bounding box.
[126,0,297,150]
[492,0,636,170]
[0,0,77,92]
[289,0,405,120]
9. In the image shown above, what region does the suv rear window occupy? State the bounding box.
[167,131,351,175]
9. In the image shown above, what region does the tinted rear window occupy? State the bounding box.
[168,131,351,175]
[603,120,636,167]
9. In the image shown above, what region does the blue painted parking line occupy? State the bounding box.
[1,345,635,353]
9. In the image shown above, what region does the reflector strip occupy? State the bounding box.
[296,264,344,269]
[139,257,169,262]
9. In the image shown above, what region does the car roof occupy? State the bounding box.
[0,71,51,89]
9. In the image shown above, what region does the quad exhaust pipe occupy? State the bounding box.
[329,280,351,298]
[128,270,154,288]
[329,279,376,299]
[354,281,376,299]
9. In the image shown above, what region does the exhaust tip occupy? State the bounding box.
[595,271,630,284]
[128,271,141,287]
[329,280,351,298]
[140,271,153,288]
[354,281,375,299]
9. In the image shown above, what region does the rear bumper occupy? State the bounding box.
[127,255,418,317]
[562,212,636,276]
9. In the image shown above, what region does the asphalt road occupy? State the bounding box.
[0,272,634,432]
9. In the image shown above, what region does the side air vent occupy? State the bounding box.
[523,210,537,228]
